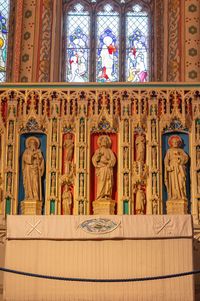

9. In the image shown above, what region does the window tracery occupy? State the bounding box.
[63,0,152,82]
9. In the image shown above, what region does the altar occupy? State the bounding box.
[3,215,194,301]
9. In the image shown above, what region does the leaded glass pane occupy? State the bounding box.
[96,4,119,82]
[126,5,149,82]
[0,0,10,82]
[65,3,90,82]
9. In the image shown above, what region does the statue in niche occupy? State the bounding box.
[124,120,129,142]
[22,136,44,201]
[7,173,12,194]
[152,147,157,169]
[124,173,129,196]
[7,146,13,168]
[62,184,72,215]
[79,173,84,197]
[135,134,145,163]
[151,120,156,141]
[152,173,157,195]
[152,198,158,215]
[52,119,57,142]
[92,135,116,200]
[197,147,200,168]
[164,135,188,201]
[197,172,200,194]
[51,146,56,169]
[123,147,129,169]
[51,173,56,195]
[64,133,74,174]
[79,147,84,169]
[135,184,146,214]
[80,121,85,142]
[79,201,84,215]
[8,121,14,140]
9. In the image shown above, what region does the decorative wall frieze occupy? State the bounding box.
[168,0,181,81]
[38,0,53,82]
[184,0,200,81]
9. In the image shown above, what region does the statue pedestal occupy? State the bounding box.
[166,199,188,214]
[93,199,115,215]
[21,200,42,215]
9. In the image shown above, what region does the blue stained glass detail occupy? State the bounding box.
[0,0,10,82]
[126,5,149,82]
[66,4,90,82]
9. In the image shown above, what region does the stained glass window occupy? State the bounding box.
[64,1,151,82]
[96,4,119,82]
[65,3,90,82]
[126,5,149,82]
[0,0,10,82]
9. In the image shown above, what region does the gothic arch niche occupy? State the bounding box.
[62,0,164,82]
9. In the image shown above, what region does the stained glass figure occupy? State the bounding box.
[0,0,10,82]
[126,5,149,82]
[96,4,119,82]
[65,3,90,82]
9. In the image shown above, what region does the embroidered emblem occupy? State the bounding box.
[79,218,120,234]
[153,217,173,235]
[26,219,42,236]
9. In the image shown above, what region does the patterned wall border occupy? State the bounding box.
[154,0,164,81]
[6,0,17,82]
[185,0,200,81]
[19,0,37,82]
[167,0,181,81]
[37,0,53,82]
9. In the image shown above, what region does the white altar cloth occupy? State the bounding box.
[4,215,194,301]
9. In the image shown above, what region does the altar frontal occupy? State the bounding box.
[4,215,194,301]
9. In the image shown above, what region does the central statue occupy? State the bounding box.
[92,135,116,200]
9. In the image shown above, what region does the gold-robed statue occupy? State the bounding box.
[164,135,189,213]
[22,136,44,202]
[135,184,146,215]
[92,135,116,200]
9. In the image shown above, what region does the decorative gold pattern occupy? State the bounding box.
[0,85,197,224]
[168,0,181,81]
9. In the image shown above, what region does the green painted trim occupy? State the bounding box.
[123,200,129,215]
[50,200,55,214]
[6,197,11,215]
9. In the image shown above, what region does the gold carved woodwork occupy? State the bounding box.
[0,85,198,223]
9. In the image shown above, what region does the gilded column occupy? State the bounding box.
[119,98,132,214]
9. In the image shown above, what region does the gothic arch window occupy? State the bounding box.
[63,0,153,83]
[0,0,10,82]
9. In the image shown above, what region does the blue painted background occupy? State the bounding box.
[18,133,46,214]
[162,132,190,214]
